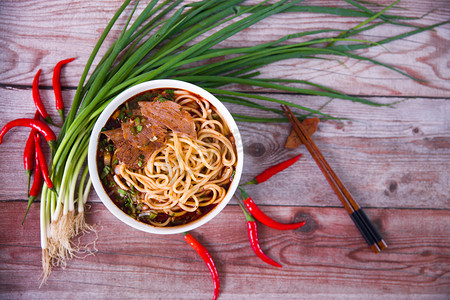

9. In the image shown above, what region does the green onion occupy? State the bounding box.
[165,89,175,100]
[157,95,167,102]
[101,165,111,179]
[38,0,448,284]
[118,189,127,195]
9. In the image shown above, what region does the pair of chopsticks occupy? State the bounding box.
[281,105,387,253]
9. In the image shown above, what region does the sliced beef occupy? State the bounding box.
[115,142,153,170]
[139,100,197,139]
[102,124,164,170]
[122,117,167,152]
[102,100,195,170]
[102,128,127,148]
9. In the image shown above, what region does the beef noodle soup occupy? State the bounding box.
[97,88,237,227]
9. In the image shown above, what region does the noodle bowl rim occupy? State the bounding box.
[88,79,243,235]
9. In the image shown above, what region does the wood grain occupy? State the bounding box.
[0,202,448,299]
[1,88,448,209]
[0,0,449,299]
[0,0,449,97]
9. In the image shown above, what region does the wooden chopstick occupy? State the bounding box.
[281,105,387,253]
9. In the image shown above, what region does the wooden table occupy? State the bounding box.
[0,1,449,299]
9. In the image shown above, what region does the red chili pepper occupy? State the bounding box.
[33,69,58,127]
[244,154,302,185]
[23,111,40,196]
[239,187,306,230]
[0,118,57,156]
[22,146,43,225]
[53,57,75,122]
[238,202,282,268]
[34,134,56,192]
[183,232,219,300]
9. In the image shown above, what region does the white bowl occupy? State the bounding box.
[88,79,243,234]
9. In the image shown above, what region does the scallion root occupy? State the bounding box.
[40,249,51,288]
[39,208,98,287]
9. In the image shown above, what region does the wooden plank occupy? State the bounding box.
[0,88,448,209]
[0,0,449,97]
[0,202,448,299]
[0,1,448,298]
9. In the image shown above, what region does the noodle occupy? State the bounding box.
[99,89,237,227]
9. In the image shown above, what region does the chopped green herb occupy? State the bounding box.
[118,189,127,195]
[113,158,118,165]
[107,144,114,152]
[157,95,167,103]
[230,169,236,182]
[130,126,137,135]
[135,117,140,125]
[136,125,143,133]
[179,107,183,111]
[100,165,111,179]
[138,159,143,167]
[123,195,135,215]
[133,92,152,102]
[118,111,125,120]
[139,154,145,159]
[99,139,108,149]
[165,89,175,100]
